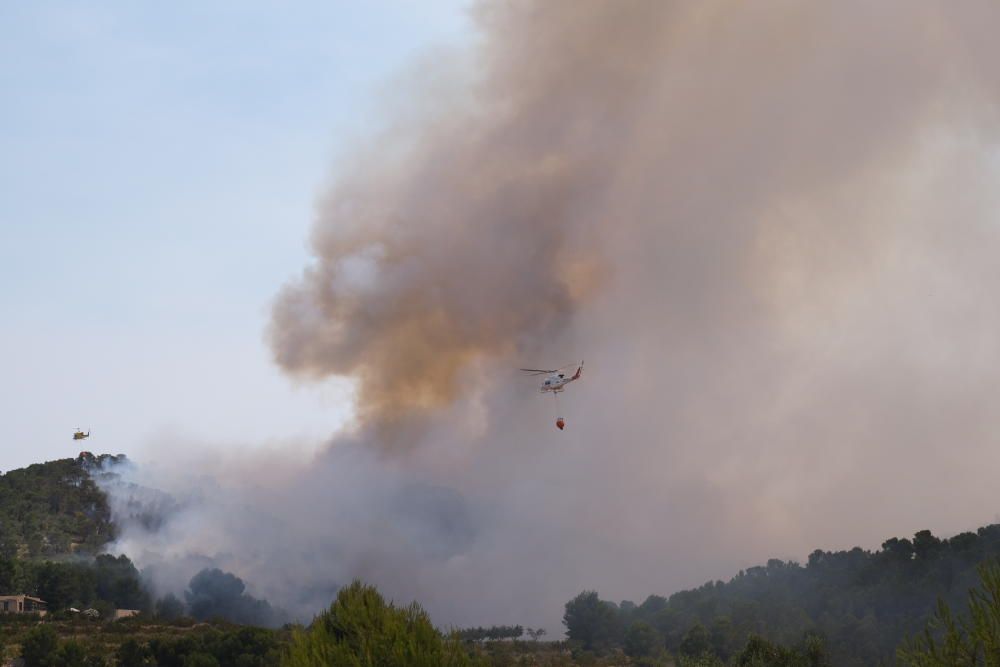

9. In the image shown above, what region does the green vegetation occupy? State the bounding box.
[558,527,1000,666]
[21,625,60,666]
[454,625,525,642]
[184,568,286,628]
[668,634,829,667]
[0,553,149,613]
[0,457,285,626]
[1,614,289,667]
[11,455,1000,665]
[0,457,117,557]
[115,625,285,667]
[564,591,621,652]
[1,555,290,633]
[284,580,480,666]
[13,563,1000,666]
[898,561,1000,666]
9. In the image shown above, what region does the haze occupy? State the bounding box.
[8,0,1000,634]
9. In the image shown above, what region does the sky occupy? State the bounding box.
[0,1,472,471]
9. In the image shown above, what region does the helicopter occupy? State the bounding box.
[520,362,584,393]
[73,429,90,441]
[520,362,584,430]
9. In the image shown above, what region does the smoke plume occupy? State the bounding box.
[108,1,1000,631]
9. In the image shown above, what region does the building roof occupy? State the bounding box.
[0,595,46,604]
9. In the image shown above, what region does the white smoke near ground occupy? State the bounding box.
[97,444,477,621]
[101,0,1000,631]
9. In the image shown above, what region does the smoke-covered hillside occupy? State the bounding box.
[0,455,289,630]
[9,454,1000,665]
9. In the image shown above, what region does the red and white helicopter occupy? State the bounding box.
[520,362,584,430]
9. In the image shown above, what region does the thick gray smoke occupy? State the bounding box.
[106,1,1000,631]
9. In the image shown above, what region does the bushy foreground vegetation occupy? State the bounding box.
[285,581,479,666]
[0,614,289,666]
[897,560,1000,666]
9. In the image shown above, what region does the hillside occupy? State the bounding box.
[0,455,123,558]
[5,454,1000,665]
[566,526,1000,665]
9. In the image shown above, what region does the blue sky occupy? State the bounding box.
[0,1,472,470]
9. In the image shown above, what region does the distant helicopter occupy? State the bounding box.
[73,429,90,441]
[520,362,584,430]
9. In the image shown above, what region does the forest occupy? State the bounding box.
[3,456,1000,665]
[561,526,1000,665]
[0,456,116,558]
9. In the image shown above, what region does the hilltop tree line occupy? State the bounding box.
[561,525,1000,665]
[454,625,525,642]
[0,458,115,557]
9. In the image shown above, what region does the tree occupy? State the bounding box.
[623,621,662,658]
[34,561,95,610]
[733,635,795,666]
[679,623,712,658]
[212,627,281,666]
[54,640,87,667]
[526,628,547,641]
[563,591,620,651]
[156,593,186,620]
[483,625,522,641]
[21,625,59,667]
[729,634,829,667]
[284,580,477,667]
[678,655,724,667]
[912,530,943,561]
[801,636,831,667]
[185,568,282,627]
[554,524,1000,664]
[186,568,246,620]
[881,537,915,564]
[115,639,153,667]
[709,616,735,659]
[0,557,15,592]
[898,560,1000,666]
[94,554,149,611]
